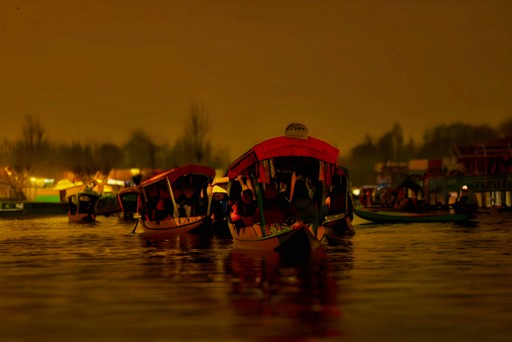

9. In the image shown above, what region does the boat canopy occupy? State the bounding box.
[67,187,100,200]
[227,135,339,179]
[140,164,216,188]
[118,186,140,195]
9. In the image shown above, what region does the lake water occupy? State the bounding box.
[1,213,511,341]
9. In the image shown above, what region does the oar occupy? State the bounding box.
[131,219,139,234]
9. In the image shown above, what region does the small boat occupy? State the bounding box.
[225,123,354,255]
[1,201,68,219]
[67,188,100,223]
[354,206,475,224]
[136,164,216,239]
[0,201,24,214]
[96,193,122,217]
[0,180,24,215]
[117,186,140,221]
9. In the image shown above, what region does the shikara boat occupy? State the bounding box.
[0,201,24,214]
[136,164,216,239]
[67,188,100,223]
[117,186,140,221]
[0,180,24,215]
[96,193,122,217]
[354,206,475,224]
[225,123,354,255]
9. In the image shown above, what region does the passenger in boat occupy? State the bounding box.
[380,188,398,208]
[453,185,479,215]
[154,188,173,220]
[326,181,353,218]
[287,173,320,227]
[263,183,287,224]
[394,187,419,211]
[325,177,355,235]
[176,185,195,217]
[230,189,260,229]
[358,188,374,207]
[146,187,161,220]
[211,186,229,222]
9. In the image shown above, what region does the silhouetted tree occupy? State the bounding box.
[173,103,212,165]
[404,137,416,159]
[58,142,97,184]
[1,115,54,197]
[171,103,229,168]
[3,115,51,176]
[345,135,379,185]
[498,118,512,137]
[155,143,175,169]
[123,130,158,170]
[376,123,405,162]
[95,142,124,177]
[418,122,498,158]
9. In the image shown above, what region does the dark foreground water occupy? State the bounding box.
[1,214,511,342]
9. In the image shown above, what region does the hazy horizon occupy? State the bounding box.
[2,0,511,159]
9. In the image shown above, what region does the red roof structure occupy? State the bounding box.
[227,135,339,179]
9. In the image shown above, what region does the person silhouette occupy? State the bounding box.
[230,189,259,229]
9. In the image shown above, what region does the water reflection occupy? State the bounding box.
[224,242,354,340]
[1,216,512,341]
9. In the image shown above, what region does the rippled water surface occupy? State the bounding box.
[1,214,511,341]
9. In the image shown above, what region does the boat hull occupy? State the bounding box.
[354,207,473,224]
[227,221,322,255]
[140,215,211,239]
[0,201,24,213]
[68,212,97,223]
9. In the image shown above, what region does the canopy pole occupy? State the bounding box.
[166,177,179,218]
[251,174,266,237]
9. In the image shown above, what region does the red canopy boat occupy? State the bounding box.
[135,164,216,239]
[225,123,354,254]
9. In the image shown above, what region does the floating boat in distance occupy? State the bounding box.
[117,186,140,221]
[354,206,475,224]
[67,188,100,223]
[225,123,354,255]
[136,164,216,239]
[1,201,68,219]
[0,201,24,214]
[96,193,122,217]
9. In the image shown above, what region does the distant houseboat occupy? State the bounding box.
[426,137,512,210]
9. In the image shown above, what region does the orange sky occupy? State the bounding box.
[1,0,511,160]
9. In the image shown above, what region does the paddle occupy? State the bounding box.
[131,219,139,234]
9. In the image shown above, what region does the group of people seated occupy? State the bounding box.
[143,178,207,221]
[228,171,352,232]
[368,186,424,211]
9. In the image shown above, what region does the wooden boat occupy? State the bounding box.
[0,201,24,213]
[0,201,68,219]
[96,193,122,217]
[354,206,475,224]
[0,180,24,215]
[117,186,140,220]
[67,188,100,223]
[136,164,216,239]
[225,123,354,255]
